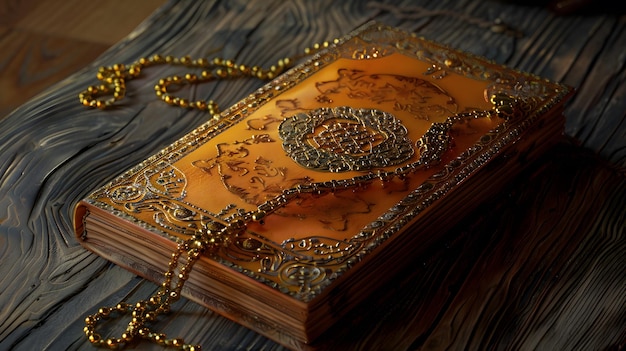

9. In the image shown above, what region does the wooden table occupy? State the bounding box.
[1,1,624,350]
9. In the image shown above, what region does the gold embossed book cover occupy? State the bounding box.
[74,22,573,349]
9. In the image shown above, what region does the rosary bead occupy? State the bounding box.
[238,64,250,74]
[105,338,120,349]
[153,333,167,344]
[88,333,102,343]
[85,316,95,325]
[128,65,141,76]
[180,55,191,65]
[171,75,182,83]
[170,338,185,346]
[184,73,198,83]
[215,68,228,78]
[98,307,111,317]
[195,100,207,110]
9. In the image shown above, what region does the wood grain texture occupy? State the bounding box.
[0,0,166,119]
[0,0,624,350]
[13,0,169,46]
[0,27,108,119]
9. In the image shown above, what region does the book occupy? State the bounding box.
[74,21,573,350]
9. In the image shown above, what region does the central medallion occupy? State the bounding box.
[279,106,414,172]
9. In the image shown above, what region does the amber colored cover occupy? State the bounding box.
[74,22,573,350]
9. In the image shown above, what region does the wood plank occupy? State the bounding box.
[0,27,109,118]
[0,0,41,26]
[13,0,168,46]
[419,143,626,350]
[0,0,167,118]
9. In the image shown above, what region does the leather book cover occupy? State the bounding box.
[74,22,573,349]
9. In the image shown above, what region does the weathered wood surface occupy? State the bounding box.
[0,0,624,350]
[0,0,166,120]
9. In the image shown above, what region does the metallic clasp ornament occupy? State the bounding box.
[279,106,414,172]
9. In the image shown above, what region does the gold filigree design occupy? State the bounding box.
[191,134,311,206]
[279,106,414,172]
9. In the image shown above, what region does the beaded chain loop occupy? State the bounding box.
[84,219,237,350]
[78,40,337,118]
[84,240,203,350]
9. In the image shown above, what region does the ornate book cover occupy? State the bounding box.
[74,22,573,349]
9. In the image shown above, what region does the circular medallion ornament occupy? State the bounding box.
[279,106,414,172]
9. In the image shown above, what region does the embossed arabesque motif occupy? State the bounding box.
[93,23,564,301]
[279,106,414,172]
